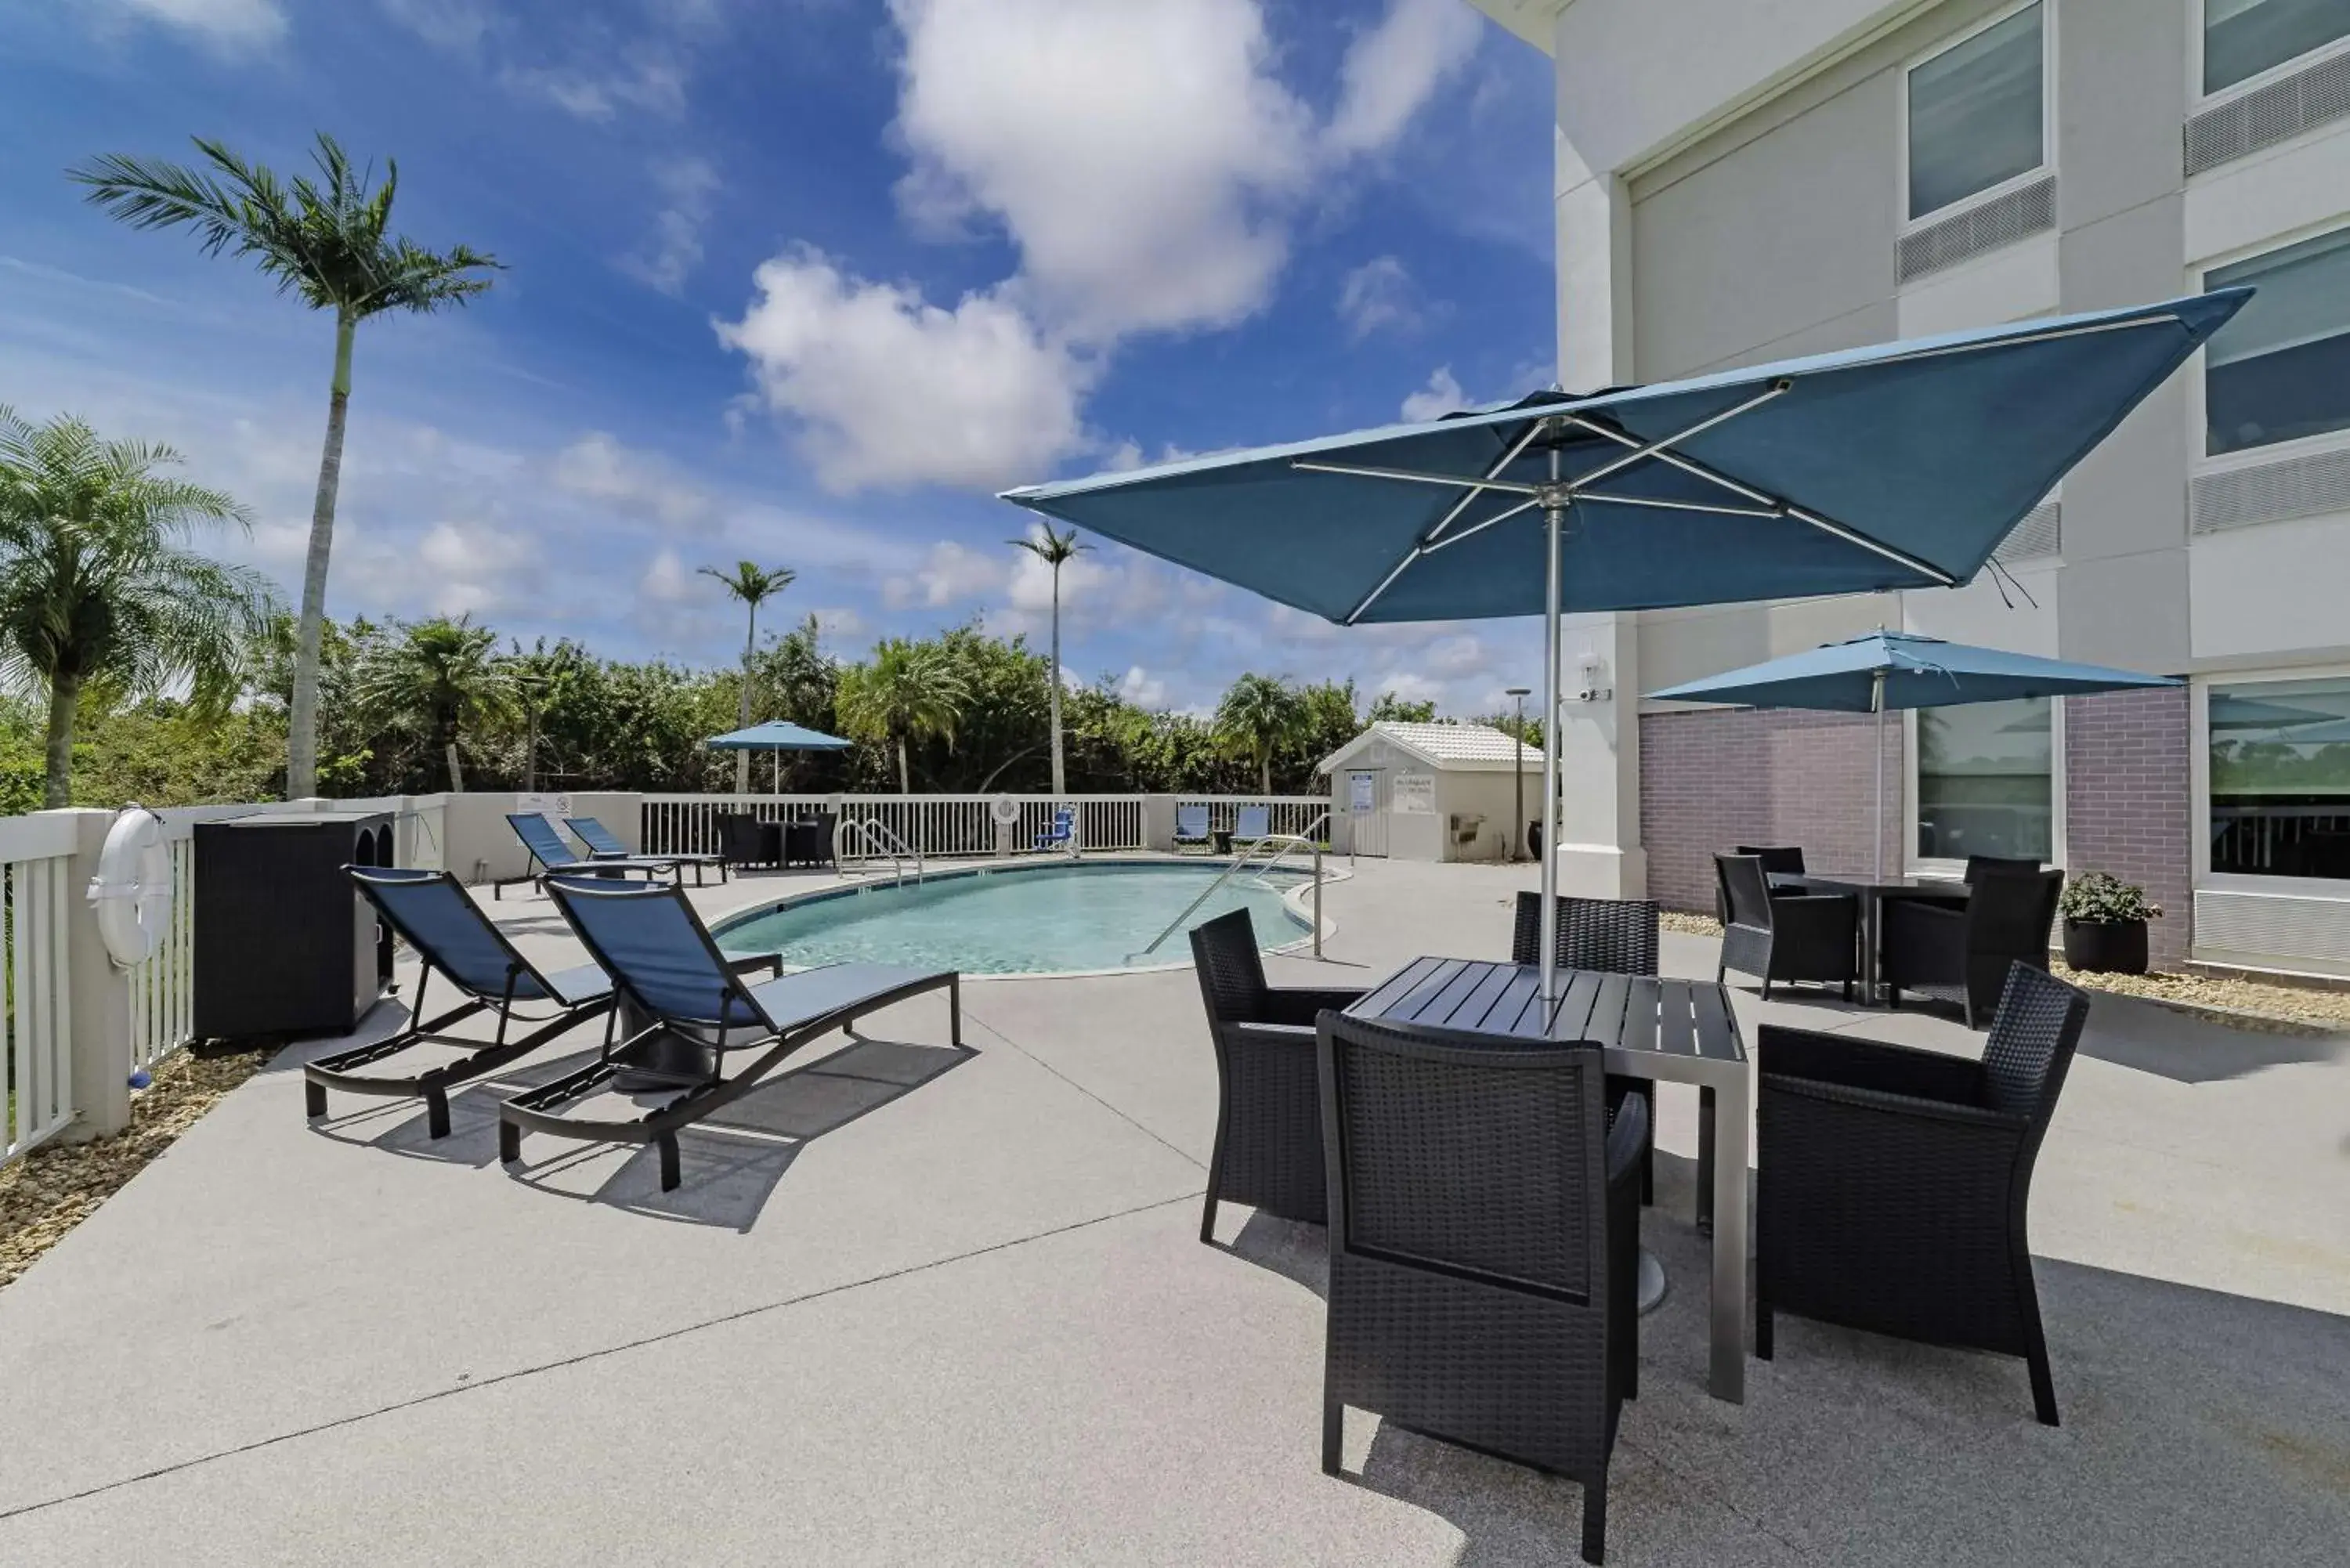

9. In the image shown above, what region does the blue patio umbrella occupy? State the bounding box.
[704,720,852,793]
[1003,290,2243,998]
[1648,630,2180,878]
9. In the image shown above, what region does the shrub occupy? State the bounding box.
[2059,869,2162,924]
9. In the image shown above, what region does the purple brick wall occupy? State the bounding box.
[2063,686,2193,969]
[1640,708,1903,913]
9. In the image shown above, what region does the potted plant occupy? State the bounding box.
[2058,871,2160,975]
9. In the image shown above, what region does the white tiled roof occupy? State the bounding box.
[1320,721,1543,772]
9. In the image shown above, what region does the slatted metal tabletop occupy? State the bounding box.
[1346,958,1752,1403]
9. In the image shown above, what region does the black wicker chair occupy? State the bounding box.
[717,812,780,869]
[1513,892,1659,1202]
[1755,963,2090,1425]
[1318,1011,1644,1564]
[1962,854,2043,883]
[1715,845,1804,922]
[1715,854,1858,1000]
[1882,865,2063,1026]
[1188,908,1365,1242]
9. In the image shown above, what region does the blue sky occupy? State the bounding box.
[0,0,1553,714]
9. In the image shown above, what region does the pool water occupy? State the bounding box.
[714,862,1311,976]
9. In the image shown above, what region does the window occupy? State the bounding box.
[1907,3,2045,222]
[2208,677,2350,880]
[2204,227,2350,456]
[2204,0,2350,95]
[1916,698,2052,862]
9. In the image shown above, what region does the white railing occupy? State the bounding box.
[641,793,1155,859]
[2,812,76,1165]
[125,829,194,1078]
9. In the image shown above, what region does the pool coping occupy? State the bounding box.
[710,851,1346,982]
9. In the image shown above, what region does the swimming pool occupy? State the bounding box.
[713,861,1313,977]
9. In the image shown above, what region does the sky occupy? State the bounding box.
[0,0,1555,717]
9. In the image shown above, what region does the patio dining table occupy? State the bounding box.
[1771,873,1969,1004]
[1345,958,1752,1403]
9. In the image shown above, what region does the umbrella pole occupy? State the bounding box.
[1872,669,1886,883]
[1538,473,1564,1006]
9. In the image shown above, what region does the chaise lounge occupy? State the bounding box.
[501,876,960,1190]
[305,867,616,1139]
[566,814,726,884]
[494,812,700,900]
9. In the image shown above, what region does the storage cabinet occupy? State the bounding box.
[192,811,395,1042]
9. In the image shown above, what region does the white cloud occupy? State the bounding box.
[550,432,713,529]
[715,249,1094,493]
[1325,0,1487,157]
[880,540,1007,610]
[1400,366,1466,423]
[640,547,696,605]
[409,520,533,616]
[1372,670,1448,707]
[621,157,721,295]
[377,0,489,52]
[1337,255,1422,341]
[1115,666,1169,709]
[811,605,866,641]
[504,46,687,120]
[98,0,286,50]
[888,0,1314,342]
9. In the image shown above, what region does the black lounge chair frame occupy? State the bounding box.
[502,879,960,1190]
[566,814,728,880]
[305,867,616,1139]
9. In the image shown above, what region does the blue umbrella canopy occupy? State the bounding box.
[1002,290,2247,625]
[704,720,853,751]
[1644,631,2180,713]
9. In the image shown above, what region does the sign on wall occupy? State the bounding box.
[1348,771,1376,813]
[517,792,573,818]
[1392,772,1435,815]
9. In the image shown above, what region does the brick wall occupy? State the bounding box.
[1640,707,1904,912]
[2063,686,2193,969]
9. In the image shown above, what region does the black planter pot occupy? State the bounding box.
[2063,918,2149,975]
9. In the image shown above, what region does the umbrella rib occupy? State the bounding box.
[1290,458,1542,494]
[1564,381,1791,490]
[1573,493,1782,518]
[1420,493,1546,555]
[1423,418,1550,545]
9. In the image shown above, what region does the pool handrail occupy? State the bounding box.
[1137,814,1330,960]
[837,818,924,886]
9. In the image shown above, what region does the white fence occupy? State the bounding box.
[639,793,1326,860]
[2,813,77,1163]
[1176,796,1328,840]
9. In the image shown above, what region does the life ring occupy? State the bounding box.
[88,806,173,968]
[989,793,1021,826]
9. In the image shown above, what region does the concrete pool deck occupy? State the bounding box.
[0,856,2345,1564]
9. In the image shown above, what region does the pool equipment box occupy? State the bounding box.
[191,810,396,1043]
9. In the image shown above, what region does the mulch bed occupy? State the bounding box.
[0,1047,268,1290]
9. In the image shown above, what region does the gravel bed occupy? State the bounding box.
[2048,963,2350,1031]
[1662,911,1724,938]
[0,1048,267,1290]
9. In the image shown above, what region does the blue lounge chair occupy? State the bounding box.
[1234,804,1272,845]
[1173,803,1213,853]
[305,868,616,1139]
[504,878,960,1190]
[497,812,697,900]
[1034,805,1076,851]
[567,814,726,882]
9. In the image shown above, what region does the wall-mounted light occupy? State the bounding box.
[1574,647,1614,703]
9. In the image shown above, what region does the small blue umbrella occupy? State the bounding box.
[1648,630,2179,878]
[1003,290,2242,998]
[705,720,852,794]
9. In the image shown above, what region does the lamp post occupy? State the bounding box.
[1505,686,1531,862]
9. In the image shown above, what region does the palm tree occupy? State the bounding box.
[1009,523,1090,797]
[698,560,795,794]
[835,639,967,794]
[353,616,516,791]
[1215,673,1303,794]
[70,133,501,800]
[0,408,278,807]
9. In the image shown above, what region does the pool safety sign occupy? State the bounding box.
[1349,771,1376,813]
[1393,772,1435,815]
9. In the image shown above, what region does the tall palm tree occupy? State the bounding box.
[1009,523,1090,797]
[353,616,516,791]
[835,639,967,794]
[0,408,278,807]
[1215,673,1303,794]
[70,132,501,800]
[698,559,795,794]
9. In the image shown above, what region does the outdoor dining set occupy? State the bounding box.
[1189,896,2091,1565]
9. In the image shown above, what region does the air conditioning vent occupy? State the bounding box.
[1896,175,2055,284]
[2195,887,2350,974]
[1994,500,2061,562]
[2186,49,2350,175]
[2190,446,2350,533]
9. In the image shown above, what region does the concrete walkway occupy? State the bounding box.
[0,858,2345,1564]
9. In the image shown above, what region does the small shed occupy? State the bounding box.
[1318,721,1542,862]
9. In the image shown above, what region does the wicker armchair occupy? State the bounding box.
[1715,854,1858,999]
[1716,846,1804,923]
[1513,892,1659,1203]
[1962,854,2042,883]
[1318,1012,1643,1565]
[1188,908,1365,1242]
[1882,865,2063,1026]
[1755,963,2090,1425]
[716,812,779,869]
